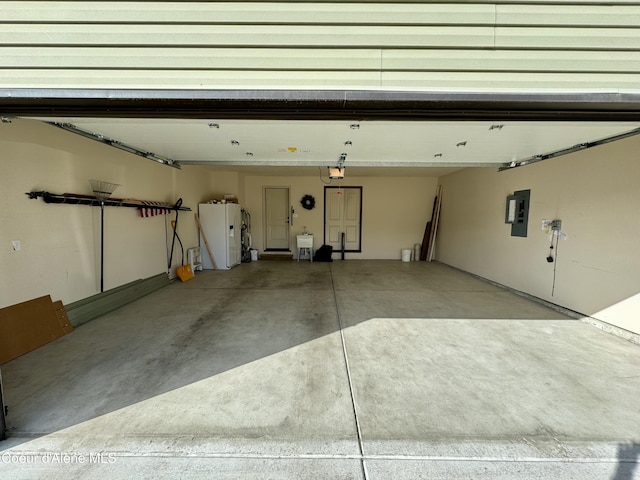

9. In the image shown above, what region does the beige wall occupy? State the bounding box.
[0,119,213,308]
[436,135,640,334]
[243,175,437,259]
[207,171,241,201]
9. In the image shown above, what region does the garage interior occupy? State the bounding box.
[1,1,640,478]
[1,105,639,480]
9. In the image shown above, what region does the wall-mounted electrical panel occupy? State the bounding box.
[505,189,531,237]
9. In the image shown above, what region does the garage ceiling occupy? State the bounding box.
[25,116,640,177]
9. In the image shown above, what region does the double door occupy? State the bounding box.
[324,187,362,253]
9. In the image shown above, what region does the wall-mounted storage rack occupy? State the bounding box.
[26,191,191,212]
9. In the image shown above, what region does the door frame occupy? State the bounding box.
[324,186,363,253]
[263,186,291,251]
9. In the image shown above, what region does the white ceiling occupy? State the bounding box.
[29,117,640,176]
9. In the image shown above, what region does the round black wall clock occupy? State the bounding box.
[301,194,316,210]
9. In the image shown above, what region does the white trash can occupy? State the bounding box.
[250,249,258,261]
[401,249,412,262]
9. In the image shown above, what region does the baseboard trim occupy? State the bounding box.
[65,273,171,327]
[438,261,640,345]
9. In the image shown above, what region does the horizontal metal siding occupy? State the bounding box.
[5,71,640,90]
[0,70,385,88]
[0,2,496,24]
[4,2,640,27]
[1,1,640,92]
[496,28,640,50]
[383,50,640,73]
[0,47,383,69]
[381,72,640,89]
[497,5,640,27]
[6,47,640,73]
[0,25,496,47]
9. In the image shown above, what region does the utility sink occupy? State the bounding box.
[296,235,314,262]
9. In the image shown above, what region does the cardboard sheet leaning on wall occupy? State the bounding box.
[0,295,73,365]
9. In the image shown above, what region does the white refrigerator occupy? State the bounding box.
[198,203,242,270]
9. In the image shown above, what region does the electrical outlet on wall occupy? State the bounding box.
[542,219,563,235]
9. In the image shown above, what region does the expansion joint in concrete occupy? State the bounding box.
[329,263,369,480]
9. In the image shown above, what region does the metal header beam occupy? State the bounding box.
[3,89,640,121]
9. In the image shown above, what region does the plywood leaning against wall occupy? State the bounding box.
[0,295,73,365]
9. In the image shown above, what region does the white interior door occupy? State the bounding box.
[324,187,362,252]
[265,187,290,250]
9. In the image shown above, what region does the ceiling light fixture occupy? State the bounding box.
[1,117,12,123]
[231,140,240,146]
[245,152,253,156]
[350,124,360,130]
[489,124,504,131]
[208,123,220,129]
[434,153,443,158]
[456,141,467,147]
[328,167,345,179]
[328,152,347,179]
[344,140,352,146]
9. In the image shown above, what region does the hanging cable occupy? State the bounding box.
[546,237,554,263]
[318,166,332,184]
[551,231,559,296]
[165,213,171,273]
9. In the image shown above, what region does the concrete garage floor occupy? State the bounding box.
[1,260,639,479]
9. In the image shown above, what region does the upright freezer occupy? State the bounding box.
[198,203,242,270]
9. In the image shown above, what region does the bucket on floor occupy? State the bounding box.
[401,249,412,262]
[250,249,258,261]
